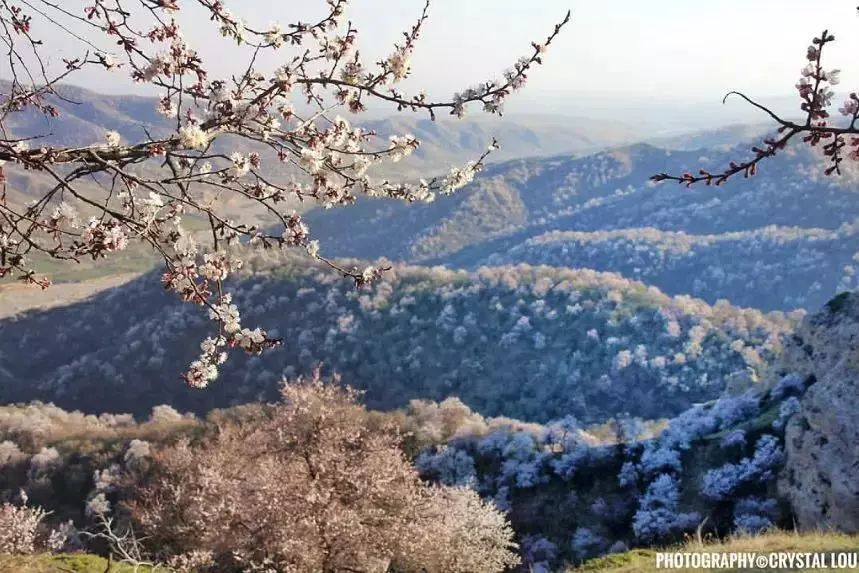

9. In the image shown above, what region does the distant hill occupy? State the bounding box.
[360,113,640,176]
[305,142,859,310]
[4,82,639,177]
[0,252,793,423]
[478,223,859,311]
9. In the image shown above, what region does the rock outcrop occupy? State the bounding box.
[778,292,859,533]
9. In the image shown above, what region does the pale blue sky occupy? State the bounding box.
[40,1,859,126]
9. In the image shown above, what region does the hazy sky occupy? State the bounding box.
[38,1,859,127]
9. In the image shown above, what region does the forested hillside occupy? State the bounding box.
[0,252,793,423]
[479,224,859,311]
[306,142,859,310]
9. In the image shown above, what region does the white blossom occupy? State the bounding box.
[178,124,211,149]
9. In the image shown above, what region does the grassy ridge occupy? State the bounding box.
[576,531,859,572]
[0,554,162,572]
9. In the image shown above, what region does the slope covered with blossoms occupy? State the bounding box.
[0,253,793,423]
[306,141,859,311]
[478,223,859,311]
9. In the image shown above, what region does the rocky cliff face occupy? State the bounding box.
[778,292,859,533]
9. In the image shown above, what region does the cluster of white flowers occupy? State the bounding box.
[178,124,211,149]
[389,134,418,162]
[233,327,267,350]
[50,201,80,228]
[0,496,49,555]
[229,152,252,178]
[123,439,152,464]
[81,218,129,255]
[29,447,60,471]
[299,146,326,174]
[104,130,121,147]
[209,295,242,334]
[185,336,228,388]
[282,213,310,247]
[200,251,241,282]
[442,162,479,194]
[386,49,412,81]
[265,23,285,48]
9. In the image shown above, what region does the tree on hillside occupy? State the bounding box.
[129,375,520,572]
[0,0,569,386]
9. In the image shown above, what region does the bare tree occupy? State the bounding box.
[0,1,569,386]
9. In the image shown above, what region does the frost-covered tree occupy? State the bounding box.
[0,0,569,386]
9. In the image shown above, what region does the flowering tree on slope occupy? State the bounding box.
[0,1,570,386]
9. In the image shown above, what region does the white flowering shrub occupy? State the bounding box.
[733,513,773,534]
[0,496,47,555]
[771,373,806,400]
[772,396,802,430]
[29,447,60,473]
[702,434,784,501]
[552,446,594,481]
[0,440,25,467]
[631,473,700,543]
[123,439,152,470]
[570,527,608,561]
[0,0,570,388]
[710,393,760,430]
[521,535,558,573]
[397,486,521,573]
[148,405,186,425]
[733,496,778,534]
[720,429,747,449]
[617,461,639,488]
[638,445,682,477]
[415,445,477,486]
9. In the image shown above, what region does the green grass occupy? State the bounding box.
[0,554,166,572]
[574,531,859,572]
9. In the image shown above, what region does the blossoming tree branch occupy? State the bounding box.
[653,30,859,186]
[0,0,570,387]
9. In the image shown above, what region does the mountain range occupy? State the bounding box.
[0,83,852,425]
[306,142,859,311]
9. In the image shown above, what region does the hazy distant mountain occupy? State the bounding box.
[645,122,774,151]
[306,142,859,310]
[3,82,172,147]
[361,113,639,176]
[4,82,639,175]
[0,252,792,423]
